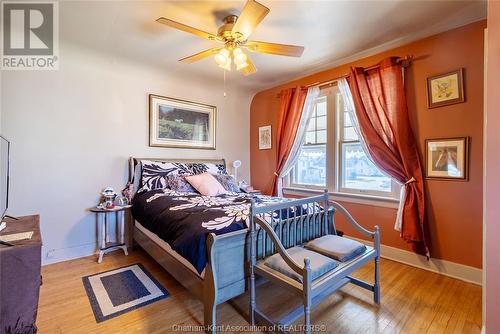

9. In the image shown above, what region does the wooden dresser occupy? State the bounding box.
[0,215,42,334]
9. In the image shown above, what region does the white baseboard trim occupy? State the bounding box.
[42,242,97,266]
[349,236,482,285]
[40,238,482,285]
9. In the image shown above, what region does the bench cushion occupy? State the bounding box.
[263,246,338,283]
[305,235,367,262]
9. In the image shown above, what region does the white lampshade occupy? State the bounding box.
[233,48,247,65]
[214,48,230,65]
[236,62,249,70]
[215,48,232,70]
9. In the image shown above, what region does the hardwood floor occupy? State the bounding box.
[37,248,482,333]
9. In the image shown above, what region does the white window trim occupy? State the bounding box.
[282,186,400,209]
[286,84,400,205]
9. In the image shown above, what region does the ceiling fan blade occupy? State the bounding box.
[244,40,304,57]
[179,48,221,63]
[240,56,257,76]
[232,0,270,40]
[156,17,218,41]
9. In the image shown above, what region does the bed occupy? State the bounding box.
[128,157,335,333]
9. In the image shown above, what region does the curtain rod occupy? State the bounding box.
[276,54,414,97]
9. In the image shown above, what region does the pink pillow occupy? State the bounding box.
[185,173,227,196]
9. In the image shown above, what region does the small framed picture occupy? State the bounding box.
[425,137,469,180]
[149,94,216,149]
[258,125,272,150]
[427,68,465,108]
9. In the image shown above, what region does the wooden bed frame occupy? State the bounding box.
[128,157,335,333]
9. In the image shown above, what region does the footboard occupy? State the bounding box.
[251,193,335,261]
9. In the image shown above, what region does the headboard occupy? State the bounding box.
[128,157,226,184]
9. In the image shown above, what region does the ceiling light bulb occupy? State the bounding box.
[219,56,232,71]
[233,48,247,66]
[214,48,230,66]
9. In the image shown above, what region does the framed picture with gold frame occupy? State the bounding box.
[427,68,465,108]
[425,137,469,181]
[149,94,216,149]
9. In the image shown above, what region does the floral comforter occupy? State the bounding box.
[131,189,295,274]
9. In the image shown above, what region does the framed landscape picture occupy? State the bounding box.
[425,137,469,180]
[149,94,216,149]
[259,125,272,150]
[427,68,465,108]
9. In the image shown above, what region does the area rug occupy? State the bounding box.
[82,263,169,322]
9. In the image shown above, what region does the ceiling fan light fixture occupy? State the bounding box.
[233,48,248,66]
[214,48,230,66]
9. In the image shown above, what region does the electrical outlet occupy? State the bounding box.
[46,249,56,258]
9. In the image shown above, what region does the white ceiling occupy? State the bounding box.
[60,0,487,92]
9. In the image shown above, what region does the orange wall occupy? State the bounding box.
[250,21,485,268]
[485,1,500,331]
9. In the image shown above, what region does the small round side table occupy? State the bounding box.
[90,205,131,263]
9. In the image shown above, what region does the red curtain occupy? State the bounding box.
[348,57,429,256]
[272,86,308,196]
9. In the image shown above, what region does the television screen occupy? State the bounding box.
[0,136,9,219]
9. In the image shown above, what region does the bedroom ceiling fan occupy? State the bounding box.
[156,0,304,76]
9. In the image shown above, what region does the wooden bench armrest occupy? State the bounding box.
[252,215,303,275]
[328,200,375,238]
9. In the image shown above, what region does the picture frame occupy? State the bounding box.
[427,68,465,108]
[149,94,216,150]
[425,137,469,181]
[258,125,272,150]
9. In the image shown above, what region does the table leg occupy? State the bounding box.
[120,210,128,256]
[98,213,106,264]
[105,212,109,243]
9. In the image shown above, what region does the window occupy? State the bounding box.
[288,84,400,200]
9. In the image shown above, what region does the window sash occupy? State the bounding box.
[337,140,400,198]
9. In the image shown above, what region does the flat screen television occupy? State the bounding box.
[0,136,10,220]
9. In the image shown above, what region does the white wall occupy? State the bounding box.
[1,41,254,264]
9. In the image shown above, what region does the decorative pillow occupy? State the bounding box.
[185,173,226,196]
[140,160,191,191]
[185,163,228,175]
[212,174,241,193]
[165,174,197,193]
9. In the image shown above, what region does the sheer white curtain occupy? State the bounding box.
[277,86,320,196]
[338,78,405,231]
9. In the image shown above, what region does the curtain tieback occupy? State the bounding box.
[404,176,416,185]
[274,172,280,177]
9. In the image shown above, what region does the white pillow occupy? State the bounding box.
[185,173,226,196]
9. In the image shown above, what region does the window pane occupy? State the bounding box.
[316,99,327,116]
[305,131,316,144]
[344,127,358,141]
[294,145,326,186]
[342,143,391,193]
[317,116,327,130]
[317,130,327,144]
